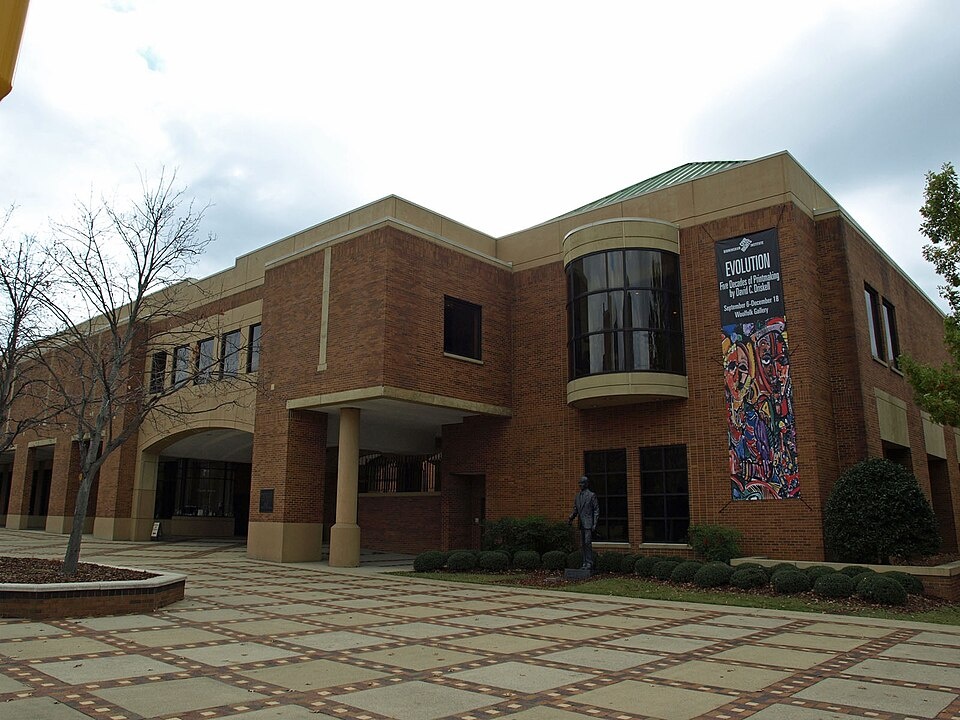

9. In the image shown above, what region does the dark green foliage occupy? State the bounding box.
[803,565,835,582]
[839,565,874,577]
[688,524,743,562]
[478,551,510,571]
[542,550,567,571]
[771,570,811,594]
[596,552,624,574]
[693,561,734,588]
[852,571,877,589]
[729,567,768,589]
[732,562,770,579]
[620,553,642,574]
[769,562,799,578]
[670,560,703,583]
[813,572,856,599]
[634,555,663,577]
[446,550,477,572]
[512,550,541,570]
[566,550,584,569]
[482,515,574,556]
[413,551,445,572]
[824,458,940,564]
[882,571,925,595]
[653,559,681,580]
[857,573,908,606]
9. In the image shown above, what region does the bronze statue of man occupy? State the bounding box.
[568,475,600,571]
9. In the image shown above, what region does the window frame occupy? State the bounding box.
[583,449,629,543]
[639,444,690,544]
[247,323,262,373]
[881,299,900,369]
[864,284,886,361]
[149,351,167,394]
[195,337,216,385]
[221,329,242,378]
[443,296,482,361]
[172,345,191,387]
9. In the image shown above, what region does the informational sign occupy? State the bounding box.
[259,489,275,513]
[151,521,162,539]
[716,229,799,500]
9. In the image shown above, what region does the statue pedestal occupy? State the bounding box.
[564,567,593,580]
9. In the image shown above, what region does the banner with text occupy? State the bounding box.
[716,228,799,500]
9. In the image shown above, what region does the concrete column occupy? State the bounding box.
[329,407,361,567]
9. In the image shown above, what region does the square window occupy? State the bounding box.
[444,296,482,360]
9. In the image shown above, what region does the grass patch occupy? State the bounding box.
[396,572,960,625]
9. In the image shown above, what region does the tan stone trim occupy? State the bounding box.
[247,521,324,562]
[318,246,332,371]
[567,372,688,408]
[443,352,484,365]
[286,385,512,417]
[874,387,909,447]
[562,218,680,266]
[921,411,947,459]
[27,438,56,448]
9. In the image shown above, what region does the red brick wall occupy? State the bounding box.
[358,494,441,553]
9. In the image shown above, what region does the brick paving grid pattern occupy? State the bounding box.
[0,530,958,720]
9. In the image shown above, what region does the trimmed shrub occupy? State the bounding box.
[670,560,704,583]
[566,550,584,569]
[634,555,663,577]
[824,458,940,564]
[512,550,541,571]
[413,550,445,572]
[730,567,768,589]
[596,552,624,574]
[883,571,924,595]
[732,562,770,579]
[839,565,874,578]
[804,565,835,582]
[852,571,877,589]
[688,524,743,562]
[653,559,681,580]
[620,553,642,574]
[542,550,567,571]
[857,573,908,606]
[478,551,510,571]
[813,572,856,599]
[446,550,477,572]
[483,515,575,556]
[772,570,811,594]
[693,561,735,588]
[770,563,799,578]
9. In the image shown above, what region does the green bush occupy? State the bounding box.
[482,515,574,556]
[857,573,908,606]
[542,550,567,571]
[413,550,445,572]
[512,550,541,570]
[620,553,642,574]
[634,555,663,577]
[653,559,681,580]
[478,550,510,571]
[566,550,584,569]
[804,565,835,582]
[839,565,874,578]
[769,562,799,578]
[596,552,624,574]
[882,571,924,595]
[813,572,856,599]
[693,561,734,587]
[824,458,940,564]
[446,550,477,572]
[772,570,811,594]
[670,560,704,583]
[852,571,877,589]
[729,567,768,589]
[732,562,770,579]
[688,524,743,562]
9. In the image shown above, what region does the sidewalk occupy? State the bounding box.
[1,528,959,720]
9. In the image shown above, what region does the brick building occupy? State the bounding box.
[1,151,958,565]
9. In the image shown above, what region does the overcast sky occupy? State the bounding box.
[2,1,959,308]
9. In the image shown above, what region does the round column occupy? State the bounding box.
[329,407,361,567]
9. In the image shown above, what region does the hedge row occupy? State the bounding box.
[413,550,923,606]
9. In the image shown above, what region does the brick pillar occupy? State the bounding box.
[45,441,82,534]
[5,445,34,529]
[329,407,361,567]
[93,439,139,540]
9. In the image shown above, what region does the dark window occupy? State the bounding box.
[247,323,262,372]
[567,249,684,379]
[358,452,441,493]
[864,285,885,360]
[640,445,689,543]
[149,351,167,394]
[195,337,215,384]
[583,449,628,543]
[221,329,242,377]
[172,345,190,387]
[882,299,900,369]
[444,296,482,360]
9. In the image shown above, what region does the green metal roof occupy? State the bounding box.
[554,160,747,222]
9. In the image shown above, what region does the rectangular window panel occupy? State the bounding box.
[221,329,241,377]
[639,445,689,543]
[864,285,885,360]
[583,449,628,543]
[172,346,190,387]
[443,296,482,360]
[195,337,215,384]
[149,351,167,394]
[882,300,900,369]
[247,323,262,372]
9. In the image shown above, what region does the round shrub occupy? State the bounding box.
[771,569,811,594]
[857,573,908,606]
[813,572,856,599]
[597,552,624,574]
[446,550,477,572]
[670,560,704,583]
[729,567,767,589]
[542,550,567,571]
[732,562,770,579]
[839,565,874,578]
[693,561,734,588]
[804,565,835,582]
[882,571,924,595]
[770,562,799,578]
[634,555,663,577]
[653,559,681,580]
[478,550,510,571]
[852,571,877,589]
[413,550,445,572]
[825,458,940,564]
[512,550,541,571]
[566,550,584,569]
[620,553,642,574]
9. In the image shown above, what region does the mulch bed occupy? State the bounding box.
[0,556,157,584]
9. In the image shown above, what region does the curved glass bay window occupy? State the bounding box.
[567,249,684,379]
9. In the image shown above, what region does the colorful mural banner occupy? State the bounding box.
[715,228,799,500]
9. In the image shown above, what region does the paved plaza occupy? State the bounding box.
[1,529,959,720]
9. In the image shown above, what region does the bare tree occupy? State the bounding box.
[0,208,59,455]
[37,171,250,575]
